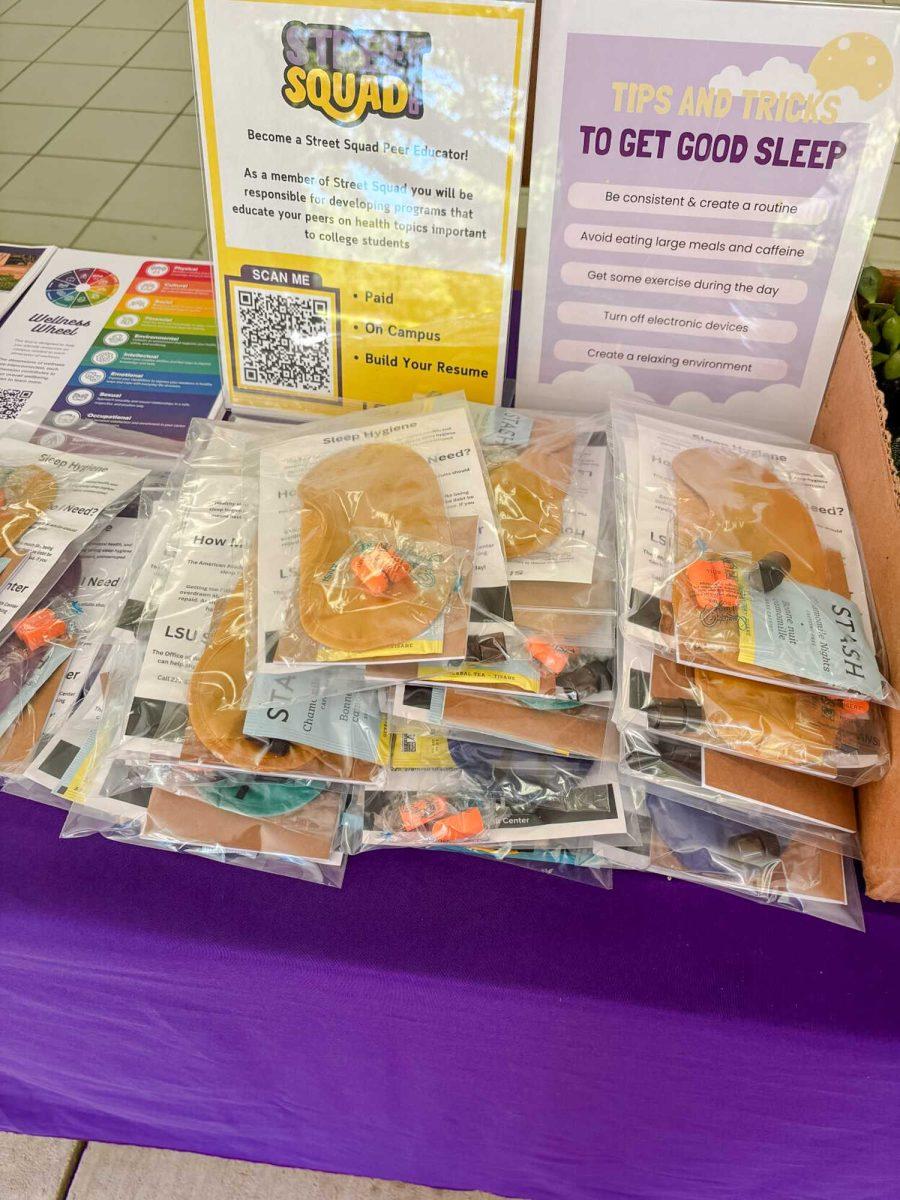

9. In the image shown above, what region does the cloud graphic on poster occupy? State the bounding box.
[709,56,817,99]
[827,85,886,123]
[546,363,650,414]
[709,48,892,122]
[669,383,809,437]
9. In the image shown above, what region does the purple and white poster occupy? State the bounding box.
[517,0,900,437]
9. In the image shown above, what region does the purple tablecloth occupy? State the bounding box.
[3,791,900,1200]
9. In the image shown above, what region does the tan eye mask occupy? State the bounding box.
[695,668,832,764]
[297,442,456,654]
[0,466,57,586]
[673,446,826,584]
[188,585,318,774]
[489,420,575,560]
[647,652,883,776]
[671,447,840,675]
[188,584,380,782]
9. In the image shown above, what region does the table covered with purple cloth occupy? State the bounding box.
[2,791,899,1200]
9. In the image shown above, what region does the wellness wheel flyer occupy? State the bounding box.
[189,0,533,416]
[517,0,900,438]
[0,249,223,441]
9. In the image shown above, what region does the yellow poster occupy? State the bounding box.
[189,0,533,416]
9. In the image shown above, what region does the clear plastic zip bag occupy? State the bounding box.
[96,421,389,787]
[0,501,152,783]
[282,399,618,703]
[355,735,629,849]
[388,681,613,759]
[619,725,860,859]
[611,399,896,706]
[60,765,353,887]
[246,396,487,674]
[0,430,150,652]
[103,582,388,789]
[57,635,360,887]
[5,485,177,804]
[616,635,889,786]
[472,407,616,642]
[590,788,864,930]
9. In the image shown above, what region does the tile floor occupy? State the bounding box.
[0,0,207,259]
[0,1134,514,1200]
[1,0,900,264]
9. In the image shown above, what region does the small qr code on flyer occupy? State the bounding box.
[234,286,334,396]
[0,388,32,420]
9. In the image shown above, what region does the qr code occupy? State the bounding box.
[235,286,334,396]
[0,388,32,420]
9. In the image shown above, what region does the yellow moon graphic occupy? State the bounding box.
[809,33,893,102]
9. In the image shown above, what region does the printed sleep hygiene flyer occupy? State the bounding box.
[0,249,223,441]
[517,0,900,438]
[189,0,533,416]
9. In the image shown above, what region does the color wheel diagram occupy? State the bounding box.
[46,267,119,308]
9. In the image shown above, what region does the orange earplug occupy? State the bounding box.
[351,545,411,596]
[14,608,67,652]
[526,638,571,675]
[684,560,739,610]
[431,807,485,843]
[398,793,453,832]
[350,554,389,595]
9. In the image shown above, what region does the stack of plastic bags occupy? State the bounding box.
[601,401,894,929]
[3,394,892,928]
[0,414,174,803]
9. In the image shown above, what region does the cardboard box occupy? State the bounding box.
[813,280,900,901]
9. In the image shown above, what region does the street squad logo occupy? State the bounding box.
[281,22,431,128]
